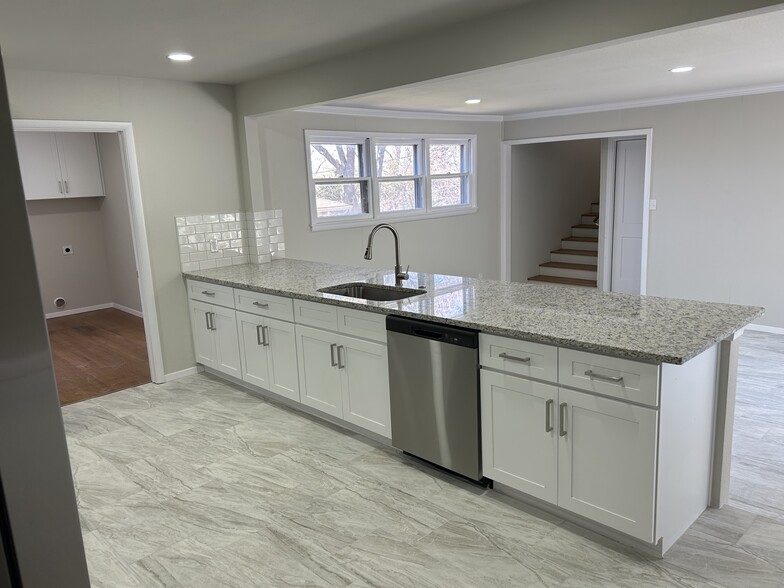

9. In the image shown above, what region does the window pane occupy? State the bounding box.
[379,179,420,213]
[310,143,363,179]
[429,143,464,175]
[432,176,466,207]
[315,182,369,217]
[376,144,417,177]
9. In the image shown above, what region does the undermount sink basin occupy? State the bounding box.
[318,282,425,302]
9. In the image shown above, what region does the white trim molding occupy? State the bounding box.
[45,303,114,319]
[164,365,203,382]
[14,119,165,384]
[113,303,143,318]
[299,104,503,123]
[745,323,784,336]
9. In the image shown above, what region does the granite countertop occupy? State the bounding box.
[183,258,763,365]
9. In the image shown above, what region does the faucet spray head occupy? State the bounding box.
[364,246,372,260]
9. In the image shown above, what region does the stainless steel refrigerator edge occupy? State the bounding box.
[0,50,91,586]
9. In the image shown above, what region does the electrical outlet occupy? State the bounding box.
[62,245,74,255]
[649,199,657,210]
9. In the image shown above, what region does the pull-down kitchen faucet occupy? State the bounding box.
[364,224,409,286]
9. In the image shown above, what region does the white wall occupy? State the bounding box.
[510,139,600,282]
[27,198,113,313]
[254,110,503,279]
[505,92,784,327]
[7,69,244,374]
[97,133,142,313]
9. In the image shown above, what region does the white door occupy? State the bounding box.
[189,300,216,368]
[237,311,270,389]
[340,336,391,438]
[610,138,646,294]
[56,133,104,197]
[557,387,658,542]
[14,131,63,199]
[212,305,241,378]
[480,370,558,503]
[295,325,343,418]
[265,317,300,402]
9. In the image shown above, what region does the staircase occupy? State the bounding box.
[528,202,599,288]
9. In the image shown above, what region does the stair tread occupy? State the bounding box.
[572,224,599,229]
[562,236,598,242]
[540,261,598,271]
[551,248,598,256]
[528,275,597,287]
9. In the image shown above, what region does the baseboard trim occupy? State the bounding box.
[164,366,203,382]
[745,323,784,335]
[45,303,114,319]
[113,303,143,318]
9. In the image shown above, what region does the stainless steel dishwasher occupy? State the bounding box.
[386,315,484,483]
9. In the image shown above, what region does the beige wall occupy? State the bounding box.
[505,92,784,327]
[97,133,142,313]
[27,198,113,313]
[7,69,244,375]
[254,110,503,279]
[510,139,600,282]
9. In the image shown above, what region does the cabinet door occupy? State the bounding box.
[295,325,342,418]
[56,133,104,197]
[480,370,558,503]
[212,305,241,378]
[14,131,63,199]
[339,336,390,438]
[189,300,216,368]
[557,387,657,542]
[265,317,300,402]
[237,311,270,389]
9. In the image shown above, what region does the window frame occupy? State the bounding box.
[305,130,477,231]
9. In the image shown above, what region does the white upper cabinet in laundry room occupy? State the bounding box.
[14,131,104,200]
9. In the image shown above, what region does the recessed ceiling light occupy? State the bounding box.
[670,66,694,73]
[465,98,481,104]
[168,52,194,62]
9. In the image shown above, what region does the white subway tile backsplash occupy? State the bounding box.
[175,209,284,272]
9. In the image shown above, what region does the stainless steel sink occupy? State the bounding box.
[318,282,425,302]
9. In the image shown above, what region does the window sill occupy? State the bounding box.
[310,206,477,232]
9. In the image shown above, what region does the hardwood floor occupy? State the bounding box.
[47,308,151,406]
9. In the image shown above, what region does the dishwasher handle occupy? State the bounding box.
[412,328,446,341]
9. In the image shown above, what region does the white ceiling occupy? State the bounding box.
[0,0,528,84]
[327,7,784,117]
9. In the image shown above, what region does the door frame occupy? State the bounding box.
[13,119,165,383]
[501,128,653,293]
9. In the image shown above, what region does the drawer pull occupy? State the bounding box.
[201,290,216,297]
[253,301,270,309]
[545,399,554,433]
[559,402,567,437]
[584,370,624,385]
[499,352,531,364]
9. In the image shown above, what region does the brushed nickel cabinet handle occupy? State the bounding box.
[263,326,270,347]
[499,352,531,364]
[330,343,338,367]
[559,402,567,437]
[210,312,217,331]
[545,399,554,433]
[253,301,269,309]
[584,370,624,384]
[202,290,216,297]
[58,180,63,194]
[256,324,264,345]
[205,311,211,331]
[64,180,69,193]
[337,345,346,369]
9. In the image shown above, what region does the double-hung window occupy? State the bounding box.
[306,130,476,230]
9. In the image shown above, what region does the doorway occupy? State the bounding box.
[502,129,652,293]
[13,120,164,400]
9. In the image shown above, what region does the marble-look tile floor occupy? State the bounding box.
[63,332,784,588]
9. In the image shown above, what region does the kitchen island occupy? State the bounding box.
[182,258,762,555]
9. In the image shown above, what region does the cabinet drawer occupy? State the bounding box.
[234,288,294,322]
[294,299,339,331]
[558,349,659,407]
[337,307,386,343]
[187,279,234,308]
[480,333,558,382]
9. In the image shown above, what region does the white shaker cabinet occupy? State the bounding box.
[237,311,300,402]
[340,335,390,437]
[296,324,344,418]
[14,131,104,200]
[189,299,241,378]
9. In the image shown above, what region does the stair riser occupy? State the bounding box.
[572,227,599,238]
[561,239,598,251]
[591,203,599,214]
[551,252,598,264]
[540,266,598,280]
[581,214,598,224]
